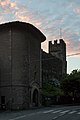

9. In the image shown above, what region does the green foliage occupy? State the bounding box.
[42,82,62,96]
[61,69,80,97]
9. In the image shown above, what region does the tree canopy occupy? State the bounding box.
[42,81,62,97]
[61,69,80,97]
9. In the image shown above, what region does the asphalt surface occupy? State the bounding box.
[0,105,80,120]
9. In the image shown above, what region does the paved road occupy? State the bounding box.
[1,105,80,120]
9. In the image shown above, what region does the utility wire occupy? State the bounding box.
[28,52,80,63]
[66,52,80,57]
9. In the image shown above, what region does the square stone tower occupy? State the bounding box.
[49,39,67,76]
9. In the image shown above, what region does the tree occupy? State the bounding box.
[42,82,63,105]
[42,82,61,96]
[61,69,80,99]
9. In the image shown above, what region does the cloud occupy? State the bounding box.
[63,32,80,55]
[74,7,80,15]
[14,1,80,57]
[15,8,30,22]
[0,0,17,9]
[0,0,10,6]
[0,16,5,23]
[0,0,80,57]
[10,2,18,9]
[0,0,18,17]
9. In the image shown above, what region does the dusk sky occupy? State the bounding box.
[0,0,80,73]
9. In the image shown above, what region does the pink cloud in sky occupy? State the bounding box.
[0,0,18,16]
[0,0,10,6]
[0,16,5,23]
[10,2,18,9]
[15,9,30,22]
[14,7,42,29]
[10,2,16,7]
[63,35,80,56]
[0,0,42,27]
[74,7,80,15]
[0,0,17,9]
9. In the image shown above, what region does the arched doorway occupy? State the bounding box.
[32,89,38,107]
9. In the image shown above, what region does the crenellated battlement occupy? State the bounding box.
[49,39,67,75]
